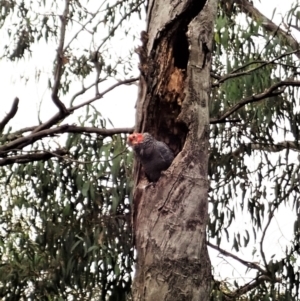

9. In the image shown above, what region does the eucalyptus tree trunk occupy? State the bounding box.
[132,0,217,300]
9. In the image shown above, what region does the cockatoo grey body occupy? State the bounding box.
[127,133,174,182]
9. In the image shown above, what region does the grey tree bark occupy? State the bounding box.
[132,0,218,300]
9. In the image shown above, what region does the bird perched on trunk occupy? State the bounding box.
[127,132,174,182]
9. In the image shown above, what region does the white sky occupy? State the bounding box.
[0,0,299,291]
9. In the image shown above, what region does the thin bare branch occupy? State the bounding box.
[90,51,103,96]
[31,77,138,135]
[96,1,143,52]
[69,78,106,106]
[209,239,282,299]
[4,77,137,146]
[32,112,65,134]
[63,2,104,52]
[0,149,68,166]
[212,50,300,87]
[260,211,273,270]
[235,0,300,60]
[71,77,139,111]
[232,141,300,156]
[210,79,300,124]
[70,57,123,105]
[210,118,241,124]
[0,125,133,154]
[46,147,129,165]
[259,181,297,274]
[289,23,300,33]
[65,125,134,135]
[51,0,69,115]
[224,275,281,300]
[0,98,19,132]
[10,126,37,136]
[207,241,266,274]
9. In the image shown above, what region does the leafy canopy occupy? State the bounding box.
[0,0,300,301]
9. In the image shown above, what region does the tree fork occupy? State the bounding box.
[132,0,217,300]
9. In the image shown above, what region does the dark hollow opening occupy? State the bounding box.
[173,29,189,69]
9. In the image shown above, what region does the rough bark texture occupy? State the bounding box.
[132,0,217,300]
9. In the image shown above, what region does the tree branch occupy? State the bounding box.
[0,149,68,166]
[259,181,297,275]
[235,0,300,60]
[232,141,300,156]
[207,241,266,274]
[212,50,300,87]
[7,126,38,138]
[224,275,281,300]
[210,118,241,124]
[69,78,106,107]
[210,79,300,124]
[65,125,134,135]
[0,98,19,132]
[71,77,139,111]
[31,77,138,135]
[51,0,69,115]
[63,2,104,52]
[0,125,134,154]
[96,1,143,53]
[209,240,282,299]
[260,211,273,271]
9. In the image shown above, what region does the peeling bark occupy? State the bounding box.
[132,0,218,300]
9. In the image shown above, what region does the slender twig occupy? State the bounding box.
[210,118,241,124]
[212,50,300,87]
[71,77,139,111]
[259,182,297,273]
[91,51,103,96]
[0,98,19,132]
[289,23,300,33]
[8,126,38,136]
[46,147,129,165]
[69,58,123,106]
[32,1,70,134]
[208,239,281,299]
[3,77,138,147]
[235,0,300,59]
[64,125,134,135]
[96,1,143,52]
[228,60,266,75]
[63,2,104,52]
[224,275,281,300]
[0,149,68,166]
[259,210,273,270]
[210,79,300,124]
[231,141,300,156]
[207,241,266,274]
[69,78,106,107]
[31,77,138,136]
[0,125,133,154]
[51,0,70,115]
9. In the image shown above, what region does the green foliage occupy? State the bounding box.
[209,1,300,300]
[1,0,300,300]
[0,0,144,95]
[0,109,134,300]
[0,1,142,298]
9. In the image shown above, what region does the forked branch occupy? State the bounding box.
[0,125,134,154]
[210,79,300,123]
[51,0,70,115]
[0,98,19,132]
[208,241,281,299]
[212,50,300,87]
[0,149,68,166]
[235,0,300,60]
